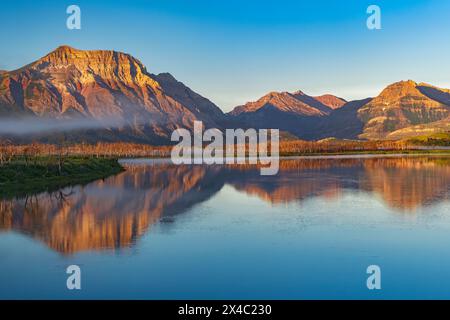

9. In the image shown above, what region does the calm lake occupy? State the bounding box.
[1,155,450,299]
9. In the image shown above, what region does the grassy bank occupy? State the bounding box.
[407,133,450,146]
[0,156,124,199]
[279,149,450,157]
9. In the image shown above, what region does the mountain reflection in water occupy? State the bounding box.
[1,156,450,254]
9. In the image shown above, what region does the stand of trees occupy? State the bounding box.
[0,138,441,168]
[0,140,172,167]
[279,139,413,155]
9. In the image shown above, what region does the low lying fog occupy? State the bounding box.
[0,117,125,135]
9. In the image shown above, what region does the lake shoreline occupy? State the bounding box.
[118,148,450,160]
[0,156,124,199]
[2,150,450,199]
[2,155,450,298]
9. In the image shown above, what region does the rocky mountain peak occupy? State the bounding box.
[292,90,306,95]
[376,80,420,100]
[314,94,347,109]
[357,80,450,139]
[0,45,225,143]
[29,46,154,88]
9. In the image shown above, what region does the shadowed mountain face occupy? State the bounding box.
[0,46,224,144]
[312,98,373,140]
[1,156,450,254]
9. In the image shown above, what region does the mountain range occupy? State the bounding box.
[1,45,449,144]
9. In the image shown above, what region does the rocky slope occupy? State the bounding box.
[314,94,347,110]
[229,81,450,140]
[230,91,328,117]
[0,46,224,144]
[314,98,373,140]
[357,80,450,139]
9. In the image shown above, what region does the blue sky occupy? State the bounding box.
[1,0,449,111]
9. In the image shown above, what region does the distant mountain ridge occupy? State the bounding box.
[229,90,345,117]
[227,90,348,139]
[228,80,450,140]
[0,46,449,143]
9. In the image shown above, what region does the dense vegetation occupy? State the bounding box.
[407,133,450,146]
[278,137,450,156]
[1,137,450,163]
[0,156,124,199]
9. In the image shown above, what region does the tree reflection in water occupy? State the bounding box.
[1,156,450,254]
